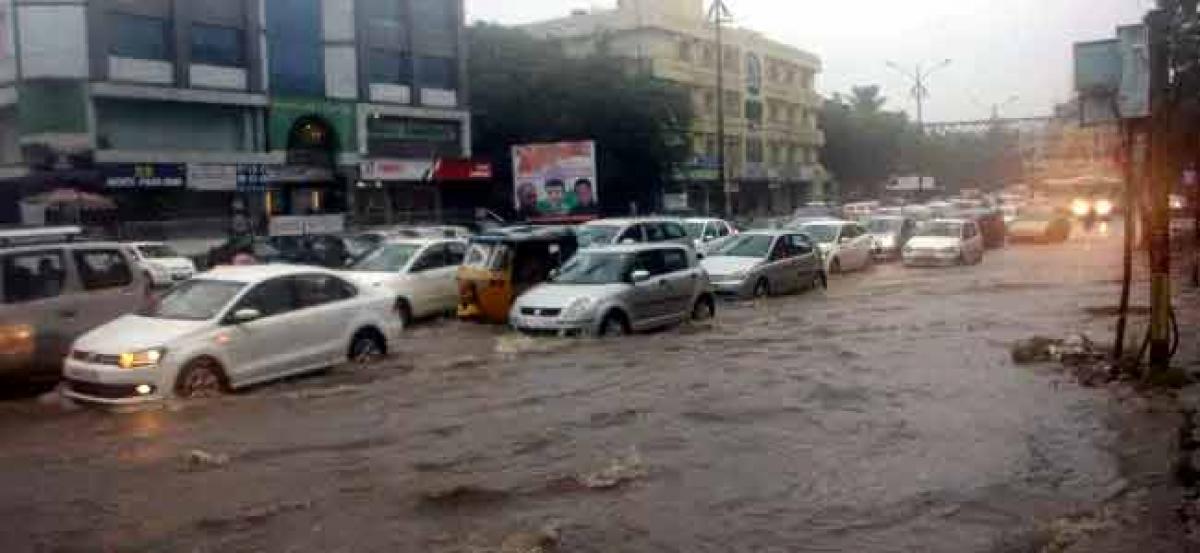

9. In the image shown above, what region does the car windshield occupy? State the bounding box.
[683,222,705,238]
[800,224,840,243]
[464,243,512,270]
[137,244,179,259]
[919,222,963,238]
[347,235,383,258]
[577,225,621,247]
[867,219,903,233]
[137,279,245,321]
[554,252,631,284]
[712,234,774,258]
[351,243,422,272]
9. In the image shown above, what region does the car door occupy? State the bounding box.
[787,234,821,289]
[761,237,794,292]
[69,247,146,334]
[658,247,696,316]
[0,249,77,372]
[627,249,672,326]
[406,244,451,317]
[292,273,361,365]
[848,224,873,269]
[221,277,305,384]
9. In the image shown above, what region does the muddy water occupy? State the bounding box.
[0,228,1136,552]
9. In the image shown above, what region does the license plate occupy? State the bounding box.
[522,317,557,330]
[68,367,99,381]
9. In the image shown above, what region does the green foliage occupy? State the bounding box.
[468,24,693,216]
[821,87,1024,199]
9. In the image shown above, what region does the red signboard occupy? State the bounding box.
[434,159,492,181]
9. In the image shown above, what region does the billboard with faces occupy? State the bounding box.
[512,141,598,221]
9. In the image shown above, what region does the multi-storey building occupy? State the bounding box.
[0,0,474,231]
[523,0,828,216]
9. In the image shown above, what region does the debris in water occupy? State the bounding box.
[182,449,229,471]
[419,484,512,510]
[577,449,646,490]
[500,523,561,553]
[1012,336,1064,364]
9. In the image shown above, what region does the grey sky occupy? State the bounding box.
[465,0,1151,123]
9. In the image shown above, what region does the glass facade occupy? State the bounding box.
[417,56,456,90]
[266,0,323,96]
[109,12,170,60]
[192,24,244,67]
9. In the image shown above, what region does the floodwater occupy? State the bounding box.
[0,225,1149,552]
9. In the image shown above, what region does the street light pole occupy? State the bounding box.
[887,59,952,189]
[709,0,732,218]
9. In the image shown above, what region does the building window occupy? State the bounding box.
[192,24,244,67]
[418,56,457,90]
[703,89,715,113]
[267,0,323,96]
[678,39,693,62]
[411,0,457,58]
[368,49,412,85]
[701,44,714,67]
[746,138,763,164]
[745,53,762,95]
[110,13,170,60]
[724,92,741,117]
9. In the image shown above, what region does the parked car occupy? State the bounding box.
[575,218,691,248]
[865,216,918,260]
[902,218,985,266]
[0,228,151,386]
[268,234,353,268]
[702,230,825,298]
[948,208,1008,249]
[1008,208,1072,244]
[346,238,467,325]
[509,243,715,337]
[842,201,879,222]
[787,205,840,227]
[683,217,738,253]
[62,264,403,405]
[128,241,197,287]
[799,220,875,274]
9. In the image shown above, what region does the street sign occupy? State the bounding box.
[103,164,185,189]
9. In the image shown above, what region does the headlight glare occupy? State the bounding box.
[118,348,165,369]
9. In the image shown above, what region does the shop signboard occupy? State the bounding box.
[360,159,433,181]
[237,164,272,192]
[268,214,346,237]
[512,141,599,221]
[103,163,185,188]
[187,164,238,191]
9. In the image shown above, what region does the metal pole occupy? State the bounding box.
[914,65,925,187]
[1114,118,1137,361]
[712,1,730,219]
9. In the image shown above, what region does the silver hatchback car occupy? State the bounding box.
[509,243,715,337]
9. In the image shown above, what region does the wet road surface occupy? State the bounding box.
[0,226,1150,552]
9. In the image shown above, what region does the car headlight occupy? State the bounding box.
[1071,198,1091,217]
[1095,199,1114,216]
[562,297,597,320]
[118,348,166,369]
[0,324,34,355]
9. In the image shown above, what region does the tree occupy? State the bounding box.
[468,24,692,217]
[848,85,887,115]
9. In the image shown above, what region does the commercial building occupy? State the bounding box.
[0,0,478,237]
[522,0,828,217]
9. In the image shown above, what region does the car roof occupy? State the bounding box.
[682,217,726,223]
[583,217,681,226]
[740,229,796,237]
[0,240,130,255]
[583,243,692,254]
[126,241,166,247]
[929,218,970,225]
[800,219,853,226]
[379,237,453,247]
[201,264,337,283]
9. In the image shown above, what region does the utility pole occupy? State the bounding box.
[709,0,732,218]
[887,59,952,189]
[1146,7,1173,372]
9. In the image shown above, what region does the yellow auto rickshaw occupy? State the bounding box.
[457,227,578,324]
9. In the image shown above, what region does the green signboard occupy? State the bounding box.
[267,97,357,153]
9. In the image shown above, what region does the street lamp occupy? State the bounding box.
[885,58,952,133]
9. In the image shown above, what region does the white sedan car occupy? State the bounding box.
[798,220,875,274]
[128,241,197,287]
[345,238,466,325]
[62,265,404,404]
[902,218,985,267]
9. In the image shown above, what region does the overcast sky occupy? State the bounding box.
[465,0,1151,123]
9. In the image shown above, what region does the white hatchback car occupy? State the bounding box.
[902,218,985,267]
[798,220,875,274]
[128,241,197,287]
[62,265,404,404]
[345,238,467,324]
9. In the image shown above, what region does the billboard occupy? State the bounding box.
[512,141,598,221]
[1117,24,1149,119]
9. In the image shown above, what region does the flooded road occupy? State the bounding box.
[0,227,1156,552]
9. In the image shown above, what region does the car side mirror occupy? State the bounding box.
[630,269,651,283]
[231,308,262,324]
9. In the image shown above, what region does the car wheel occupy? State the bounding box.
[395,299,412,329]
[349,331,386,365]
[753,278,770,298]
[175,358,226,399]
[598,312,629,337]
[692,295,716,321]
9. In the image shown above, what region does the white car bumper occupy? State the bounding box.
[61,356,175,405]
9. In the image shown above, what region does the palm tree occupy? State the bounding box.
[848,85,886,115]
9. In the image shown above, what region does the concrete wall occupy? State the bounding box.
[0,0,15,83]
[17,2,90,79]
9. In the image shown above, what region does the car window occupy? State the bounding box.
[645,223,666,242]
[293,274,356,308]
[3,250,67,304]
[233,277,298,319]
[446,242,467,265]
[661,248,689,272]
[701,223,720,240]
[631,250,667,277]
[788,234,814,255]
[769,237,790,260]
[411,246,448,272]
[73,249,133,291]
[718,222,732,237]
[617,225,644,243]
[663,223,686,240]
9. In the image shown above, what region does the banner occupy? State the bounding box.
[512,141,599,220]
[103,164,186,189]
